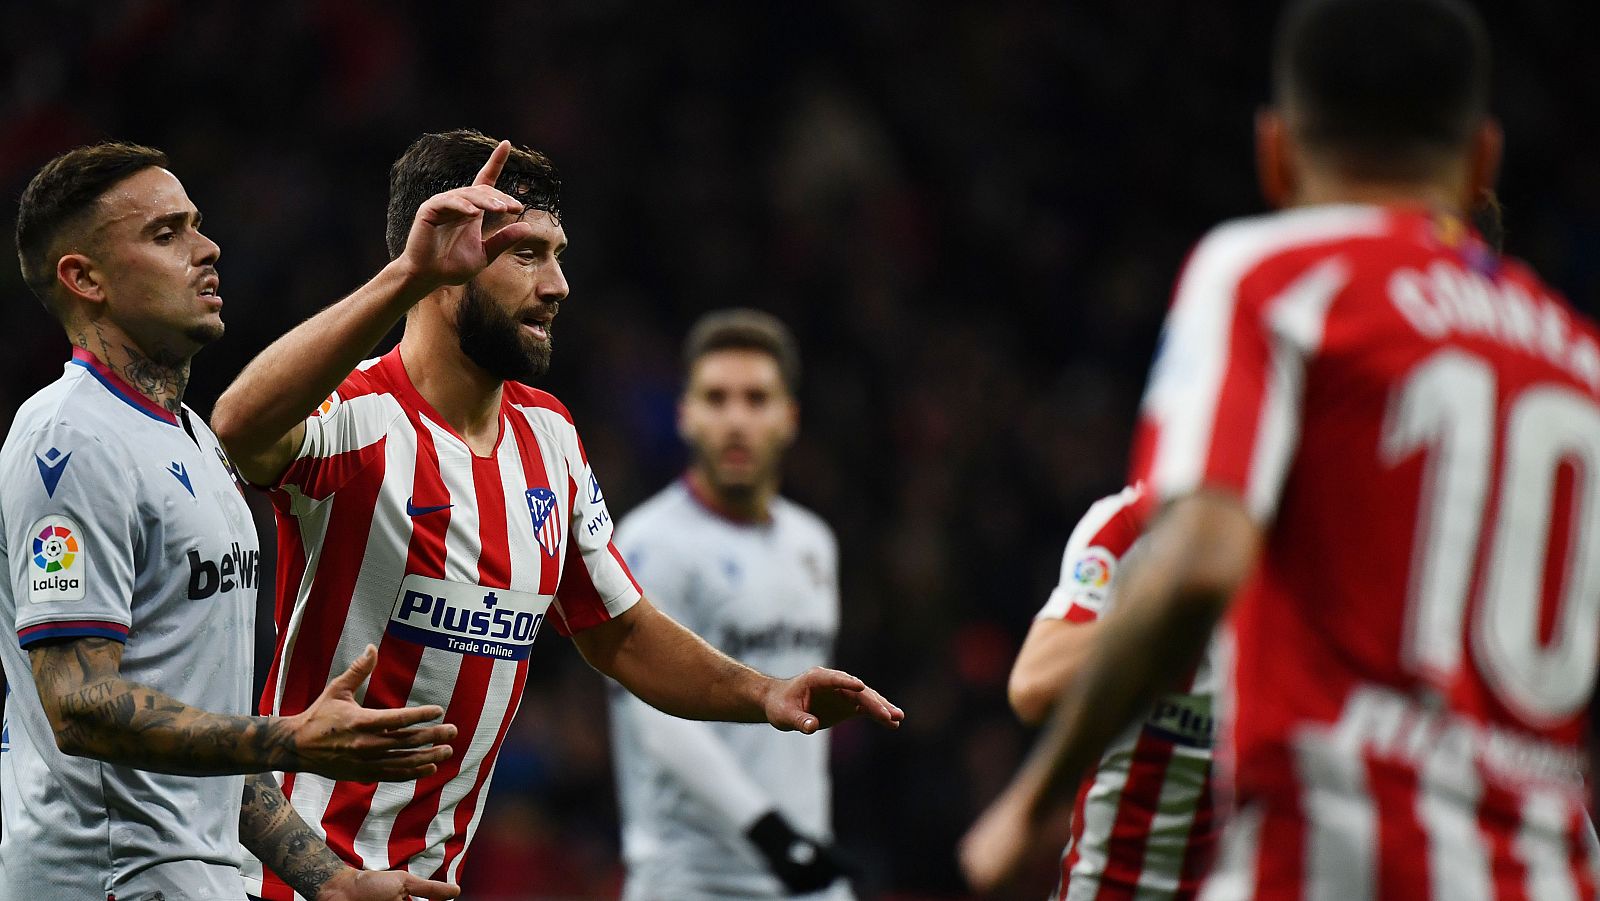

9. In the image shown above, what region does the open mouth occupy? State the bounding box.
[197,275,221,303]
[521,313,553,341]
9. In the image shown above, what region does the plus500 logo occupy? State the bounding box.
[386,574,549,661]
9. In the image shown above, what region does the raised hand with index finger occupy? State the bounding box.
[397,140,538,293]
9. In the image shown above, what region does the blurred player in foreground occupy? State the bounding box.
[1,142,458,901]
[609,310,854,899]
[962,0,1600,897]
[211,131,904,899]
[974,482,1217,899]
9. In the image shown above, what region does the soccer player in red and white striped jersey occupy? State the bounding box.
[999,484,1217,900]
[212,131,903,899]
[962,1,1600,898]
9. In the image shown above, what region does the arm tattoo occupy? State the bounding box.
[240,773,345,898]
[29,637,302,775]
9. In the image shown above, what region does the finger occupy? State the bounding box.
[852,686,905,725]
[799,667,867,693]
[473,139,512,187]
[351,724,458,753]
[325,645,378,696]
[462,184,524,213]
[353,703,447,732]
[483,222,536,261]
[402,874,462,899]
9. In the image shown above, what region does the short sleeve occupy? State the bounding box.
[4,422,137,647]
[550,433,642,636]
[271,382,396,511]
[1035,485,1149,624]
[1130,221,1353,523]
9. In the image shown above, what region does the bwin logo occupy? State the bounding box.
[188,543,261,599]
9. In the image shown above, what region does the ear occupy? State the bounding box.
[781,397,800,447]
[1465,119,1503,210]
[1255,108,1295,209]
[55,253,107,306]
[676,396,692,444]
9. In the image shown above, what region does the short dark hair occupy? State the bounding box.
[683,308,801,395]
[1273,0,1490,176]
[15,141,169,303]
[385,129,561,259]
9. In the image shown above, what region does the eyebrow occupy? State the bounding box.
[141,210,200,235]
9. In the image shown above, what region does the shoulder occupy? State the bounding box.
[505,383,575,425]
[1178,206,1393,305]
[616,482,699,548]
[773,496,838,552]
[1066,484,1151,561]
[4,371,125,458]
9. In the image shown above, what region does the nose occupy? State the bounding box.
[195,229,221,266]
[539,259,569,303]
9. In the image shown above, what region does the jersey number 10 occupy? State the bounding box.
[1382,349,1600,726]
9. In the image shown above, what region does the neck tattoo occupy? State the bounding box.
[73,326,191,414]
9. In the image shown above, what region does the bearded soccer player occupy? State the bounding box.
[969,483,1218,900]
[1,143,459,901]
[210,131,904,898]
[608,310,854,900]
[963,0,1600,897]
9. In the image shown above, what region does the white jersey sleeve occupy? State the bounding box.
[5,420,138,645]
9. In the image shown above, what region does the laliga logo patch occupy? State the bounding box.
[1072,548,1114,589]
[29,515,85,602]
[526,487,561,558]
[314,390,340,418]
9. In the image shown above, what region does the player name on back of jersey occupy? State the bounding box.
[1389,258,1600,392]
[386,574,549,661]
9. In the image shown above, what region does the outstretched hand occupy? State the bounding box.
[315,865,460,901]
[287,645,457,783]
[764,666,905,734]
[399,139,536,291]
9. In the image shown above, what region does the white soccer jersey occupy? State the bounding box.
[0,349,259,901]
[608,479,850,900]
[1044,485,1218,901]
[243,348,640,899]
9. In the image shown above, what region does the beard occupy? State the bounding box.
[456,281,552,384]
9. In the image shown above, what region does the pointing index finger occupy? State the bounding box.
[473,140,511,188]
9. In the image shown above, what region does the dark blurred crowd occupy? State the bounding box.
[2,1,1595,897]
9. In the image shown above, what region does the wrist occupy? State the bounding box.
[265,713,305,770]
[383,256,447,304]
[311,865,360,901]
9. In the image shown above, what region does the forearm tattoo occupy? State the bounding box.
[240,773,345,898]
[29,638,301,775]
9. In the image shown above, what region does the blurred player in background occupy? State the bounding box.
[969,482,1217,899]
[211,130,903,899]
[962,0,1600,897]
[2,142,458,901]
[609,309,853,899]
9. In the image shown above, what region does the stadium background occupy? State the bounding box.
[0,1,1594,897]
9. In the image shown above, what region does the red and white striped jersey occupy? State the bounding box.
[243,347,641,899]
[1131,204,1600,900]
[1041,484,1218,900]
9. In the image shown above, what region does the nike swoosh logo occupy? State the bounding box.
[406,498,453,517]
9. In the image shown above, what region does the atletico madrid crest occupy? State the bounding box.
[526,487,561,558]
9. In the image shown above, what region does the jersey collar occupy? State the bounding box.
[69,348,181,426]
